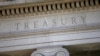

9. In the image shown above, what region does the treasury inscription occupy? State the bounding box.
[0,11,100,34]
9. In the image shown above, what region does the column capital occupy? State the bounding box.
[31,46,69,56]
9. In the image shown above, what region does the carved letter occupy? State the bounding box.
[15,23,20,30]
[81,16,86,23]
[43,20,48,27]
[34,21,38,28]
[52,19,57,26]
[24,22,30,30]
[72,17,77,24]
[61,18,67,25]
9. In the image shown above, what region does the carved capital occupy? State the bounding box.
[31,46,69,56]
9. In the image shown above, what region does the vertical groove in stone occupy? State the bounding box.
[0,10,1,16]
[93,0,96,5]
[37,6,40,12]
[60,3,62,9]
[99,0,100,5]
[65,3,67,9]
[51,4,53,10]
[32,7,35,12]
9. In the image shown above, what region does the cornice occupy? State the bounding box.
[0,0,100,18]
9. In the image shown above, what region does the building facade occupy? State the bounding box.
[0,0,100,56]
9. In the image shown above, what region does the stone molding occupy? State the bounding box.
[0,0,100,18]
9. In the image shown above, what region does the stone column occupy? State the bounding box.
[31,46,69,56]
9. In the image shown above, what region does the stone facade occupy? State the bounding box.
[0,0,100,56]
